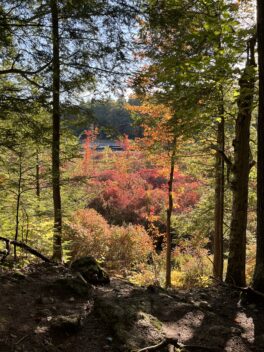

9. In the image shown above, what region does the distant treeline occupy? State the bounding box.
[63,98,143,140]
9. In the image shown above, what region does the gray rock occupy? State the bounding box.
[71,256,110,285]
[50,314,83,333]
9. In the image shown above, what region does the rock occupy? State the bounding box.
[191,298,211,309]
[95,295,164,350]
[71,256,110,285]
[50,314,84,333]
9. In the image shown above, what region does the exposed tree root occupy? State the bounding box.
[135,338,222,352]
[135,337,178,351]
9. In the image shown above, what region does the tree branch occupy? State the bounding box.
[0,60,52,76]
[0,236,51,263]
[211,145,233,168]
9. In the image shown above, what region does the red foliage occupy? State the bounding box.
[138,168,167,188]
[88,166,200,225]
[119,134,130,151]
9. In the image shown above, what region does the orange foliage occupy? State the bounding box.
[82,129,98,175]
[64,208,153,270]
[126,102,174,148]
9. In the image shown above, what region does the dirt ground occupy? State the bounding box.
[0,263,264,352]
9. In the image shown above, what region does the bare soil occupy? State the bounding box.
[0,263,263,352]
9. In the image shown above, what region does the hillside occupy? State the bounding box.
[0,262,263,352]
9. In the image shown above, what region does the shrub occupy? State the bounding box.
[64,208,111,262]
[64,209,154,272]
[107,224,153,270]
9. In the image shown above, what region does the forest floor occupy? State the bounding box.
[0,262,264,352]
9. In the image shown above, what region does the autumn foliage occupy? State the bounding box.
[64,208,153,271]
[76,130,201,228]
[66,130,201,278]
[88,167,200,226]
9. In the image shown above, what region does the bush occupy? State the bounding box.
[64,208,111,262]
[107,224,153,270]
[64,209,154,271]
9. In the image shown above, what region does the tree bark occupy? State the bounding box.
[213,7,225,281]
[36,148,40,198]
[213,103,225,281]
[14,151,22,261]
[51,0,62,262]
[165,136,177,288]
[225,37,256,286]
[253,0,264,292]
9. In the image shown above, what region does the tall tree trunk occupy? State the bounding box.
[14,152,22,261]
[225,38,256,286]
[253,0,264,292]
[165,136,177,288]
[36,147,40,198]
[213,7,226,281]
[51,0,62,262]
[213,104,225,281]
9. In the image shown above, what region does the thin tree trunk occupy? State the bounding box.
[253,0,264,292]
[14,152,22,261]
[51,0,62,262]
[165,136,177,288]
[213,8,225,280]
[36,148,40,198]
[225,37,256,286]
[213,104,225,281]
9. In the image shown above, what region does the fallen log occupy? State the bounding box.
[0,236,51,263]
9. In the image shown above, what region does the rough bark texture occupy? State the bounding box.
[51,0,62,262]
[225,38,256,286]
[165,137,176,288]
[253,0,264,292]
[213,111,225,281]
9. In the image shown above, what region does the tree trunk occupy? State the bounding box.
[213,104,225,281]
[165,136,177,288]
[213,9,226,281]
[14,151,22,261]
[51,0,62,262]
[225,38,256,286]
[253,0,264,292]
[36,147,40,198]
